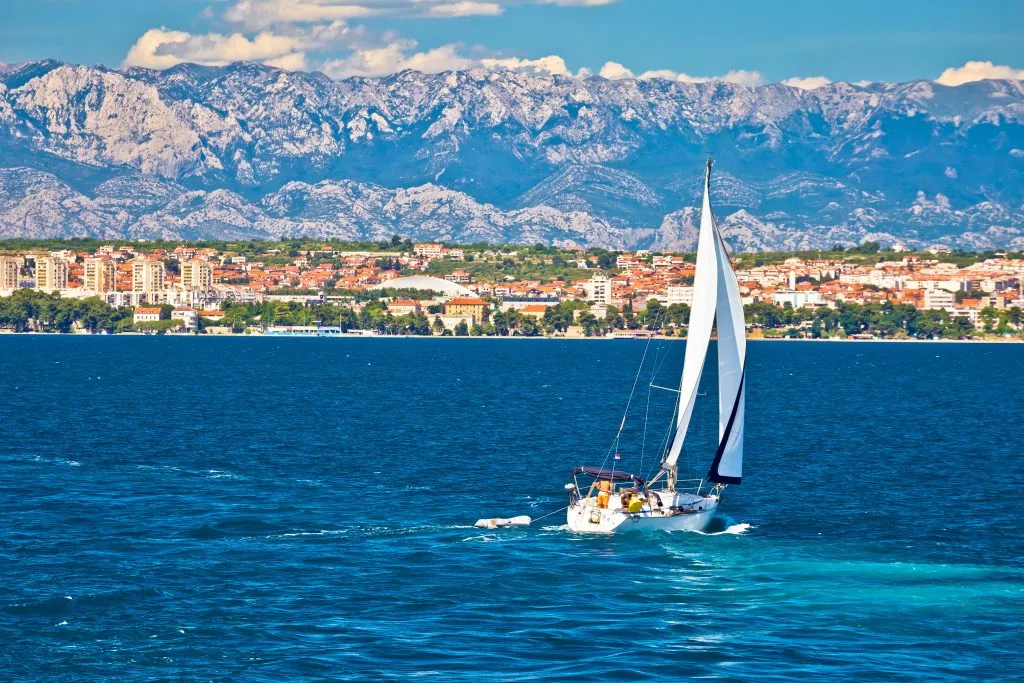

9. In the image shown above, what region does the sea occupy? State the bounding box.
[1,337,1021,681]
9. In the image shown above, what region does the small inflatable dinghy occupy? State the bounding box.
[474,515,531,529]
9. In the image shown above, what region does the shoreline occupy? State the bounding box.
[1,332,1021,344]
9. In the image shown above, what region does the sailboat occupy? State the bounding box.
[566,159,746,533]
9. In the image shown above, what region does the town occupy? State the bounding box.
[0,238,1022,340]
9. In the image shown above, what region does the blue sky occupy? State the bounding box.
[1,0,1022,85]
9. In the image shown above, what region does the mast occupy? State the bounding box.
[660,158,718,488]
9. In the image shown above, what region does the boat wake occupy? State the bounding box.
[690,515,752,536]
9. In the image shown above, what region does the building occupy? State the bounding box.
[0,256,21,291]
[413,243,444,259]
[771,290,825,308]
[180,260,213,291]
[171,308,199,331]
[132,259,166,294]
[199,310,226,322]
[35,256,68,293]
[520,304,549,319]
[502,297,560,312]
[584,275,611,305]
[387,299,421,316]
[445,269,471,284]
[923,289,955,311]
[133,307,162,324]
[666,286,694,306]
[83,258,117,293]
[444,297,489,321]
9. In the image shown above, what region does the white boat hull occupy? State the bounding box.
[566,493,719,534]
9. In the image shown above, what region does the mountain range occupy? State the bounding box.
[1,60,1023,251]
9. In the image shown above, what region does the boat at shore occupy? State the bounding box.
[566,159,747,533]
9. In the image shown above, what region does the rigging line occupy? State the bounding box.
[599,303,664,473]
[648,376,680,483]
[639,329,664,475]
[531,505,569,523]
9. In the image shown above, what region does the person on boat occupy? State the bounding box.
[596,479,612,509]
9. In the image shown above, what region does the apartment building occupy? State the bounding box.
[132,259,166,293]
[83,258,117,293]
[0,256,22,291]
[180,260,213,291]
[35,257,68,293]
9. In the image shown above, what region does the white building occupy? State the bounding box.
[171,308,199,331]
[414,243,444,258]
[772,291,824,308]
[666,285,694,306]
[133,307,162,324]
[584,275,611,305]
[923,289,955,311]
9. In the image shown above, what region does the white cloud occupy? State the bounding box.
[223,0,595,28]
[323,42,470,77]
[782,76,831,90]
[597,61,763,86]
[225,1,377,29]
[539,0,617,5]
[123,21,359,70]
[428,2,504,17]
[124,28,305,69]
[662,69,763,87]
[323,42,574,78]
[936,60,1024,86]
[480,55,572,76]
[598,61,633,79]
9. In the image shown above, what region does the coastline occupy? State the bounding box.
[1,331,1021,343]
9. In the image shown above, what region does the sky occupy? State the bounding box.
[1,0,1022,87]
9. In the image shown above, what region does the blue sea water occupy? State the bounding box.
[1,337,1022,680]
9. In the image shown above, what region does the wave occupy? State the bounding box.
[691,515,753,536]
[4,588,160,617]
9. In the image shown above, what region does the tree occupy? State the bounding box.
[454,320,469,336]
[578,312,601,337]
[432,316,446,335]
[640,299,664,331]
[979,306,999,333]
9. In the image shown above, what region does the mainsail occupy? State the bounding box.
[662,160,746,485]
[662,162,718,470]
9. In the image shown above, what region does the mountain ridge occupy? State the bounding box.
[1,60,1022,251]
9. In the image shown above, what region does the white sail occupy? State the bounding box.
[663,164,718,469]
[708,226,746,484]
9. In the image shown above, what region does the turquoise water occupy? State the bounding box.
[1,338,1021,680]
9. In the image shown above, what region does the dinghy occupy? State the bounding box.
[566,159,747,534]
[474,515,531,529]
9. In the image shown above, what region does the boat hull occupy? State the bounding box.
[566,495,719,534]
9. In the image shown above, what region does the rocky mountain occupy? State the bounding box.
[1,60,1023,251]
